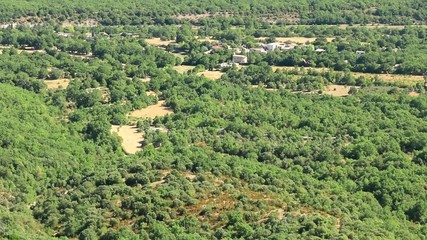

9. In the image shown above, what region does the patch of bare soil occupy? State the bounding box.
[44,79,70,90]
[196,70,224,80]
[145,38,176,46]
[323,85,359,97]
[256,37,334,44]
[409,91,420,97]
[196,37,219,43]
[61,19,99,27]
[174,12,233,21]
[111,125,144,154]
[173,65,196,73]
[130,100,173,119]
[353,72,424,83]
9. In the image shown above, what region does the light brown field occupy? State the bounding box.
[271,66,423,84]
[130,100,173,119]
[353,72,424,83]
[256,37,334,44]
[272,66,330,72]
[145,38,176,46]
[323,85,359,97]
[196,37,219,43]
[173,65,195,73]
[44,79,70,90]
[409,91,420,97]
[111,125,144,154]
[196,70,224,80]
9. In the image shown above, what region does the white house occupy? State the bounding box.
[250,48,267,54]
[219,62,235,68]
[232,55,248,64]
[315,48,326,53]
[356,50,366,55]
[265,43,280,51]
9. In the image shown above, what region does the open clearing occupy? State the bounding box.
[173,65,195,73]
[130,100,173,119]
[145,38,176,46]
[111,125,144,154]
[323,85,359,97]
[196,70,224,80]
[352,72,424,83]
[196,37,219,43]
[44,79,70,90]
[256,37,334,44]
[271,66,423,84]
[409,91,420,97]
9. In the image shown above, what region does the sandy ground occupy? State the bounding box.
[145,38,176,46]
[323,85,359,97]
[146,91,158,97]
[130,100,173,119]
[173,65,196,73]
[44,79,70,90]
[196,70,224,80]
[408,91,420,97]
[111,125,144,154]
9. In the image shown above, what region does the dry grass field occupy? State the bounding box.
[196,70,224,80]
[44,79,70,90]
[130,100,173,119]
[111,125,144,154]
[323,85,359,97]
[173,65,196,73]
[145,38,176,46]
[256,37,335,44]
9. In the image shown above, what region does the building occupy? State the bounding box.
[315,48,326,53]
[219,62,235,68]
[265,43,280,51]
[250,48,267,54]
[232,55,248,64]
[356,50,366,55]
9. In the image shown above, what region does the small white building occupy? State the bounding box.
[265,43,280,51]
[232,55,248,64]
[356,50,366,55]
[219,62,235,68]
[315,48,326,53]
[250,48,267,54]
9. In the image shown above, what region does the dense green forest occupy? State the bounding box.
[1,1,427,239]
[1,0,427,25]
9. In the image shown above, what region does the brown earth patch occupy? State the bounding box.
[256,37,334,44]
[44,79,70,90]
[323,85,359,97]
[173,65,196,73]
[409,91,420,97]
[130,100,173,119]
[145,38,176,46]
[111,125,144,154]
[196,70,224,80]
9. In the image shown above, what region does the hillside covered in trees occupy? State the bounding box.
[1,1,427,239]
[1,0,427,25]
